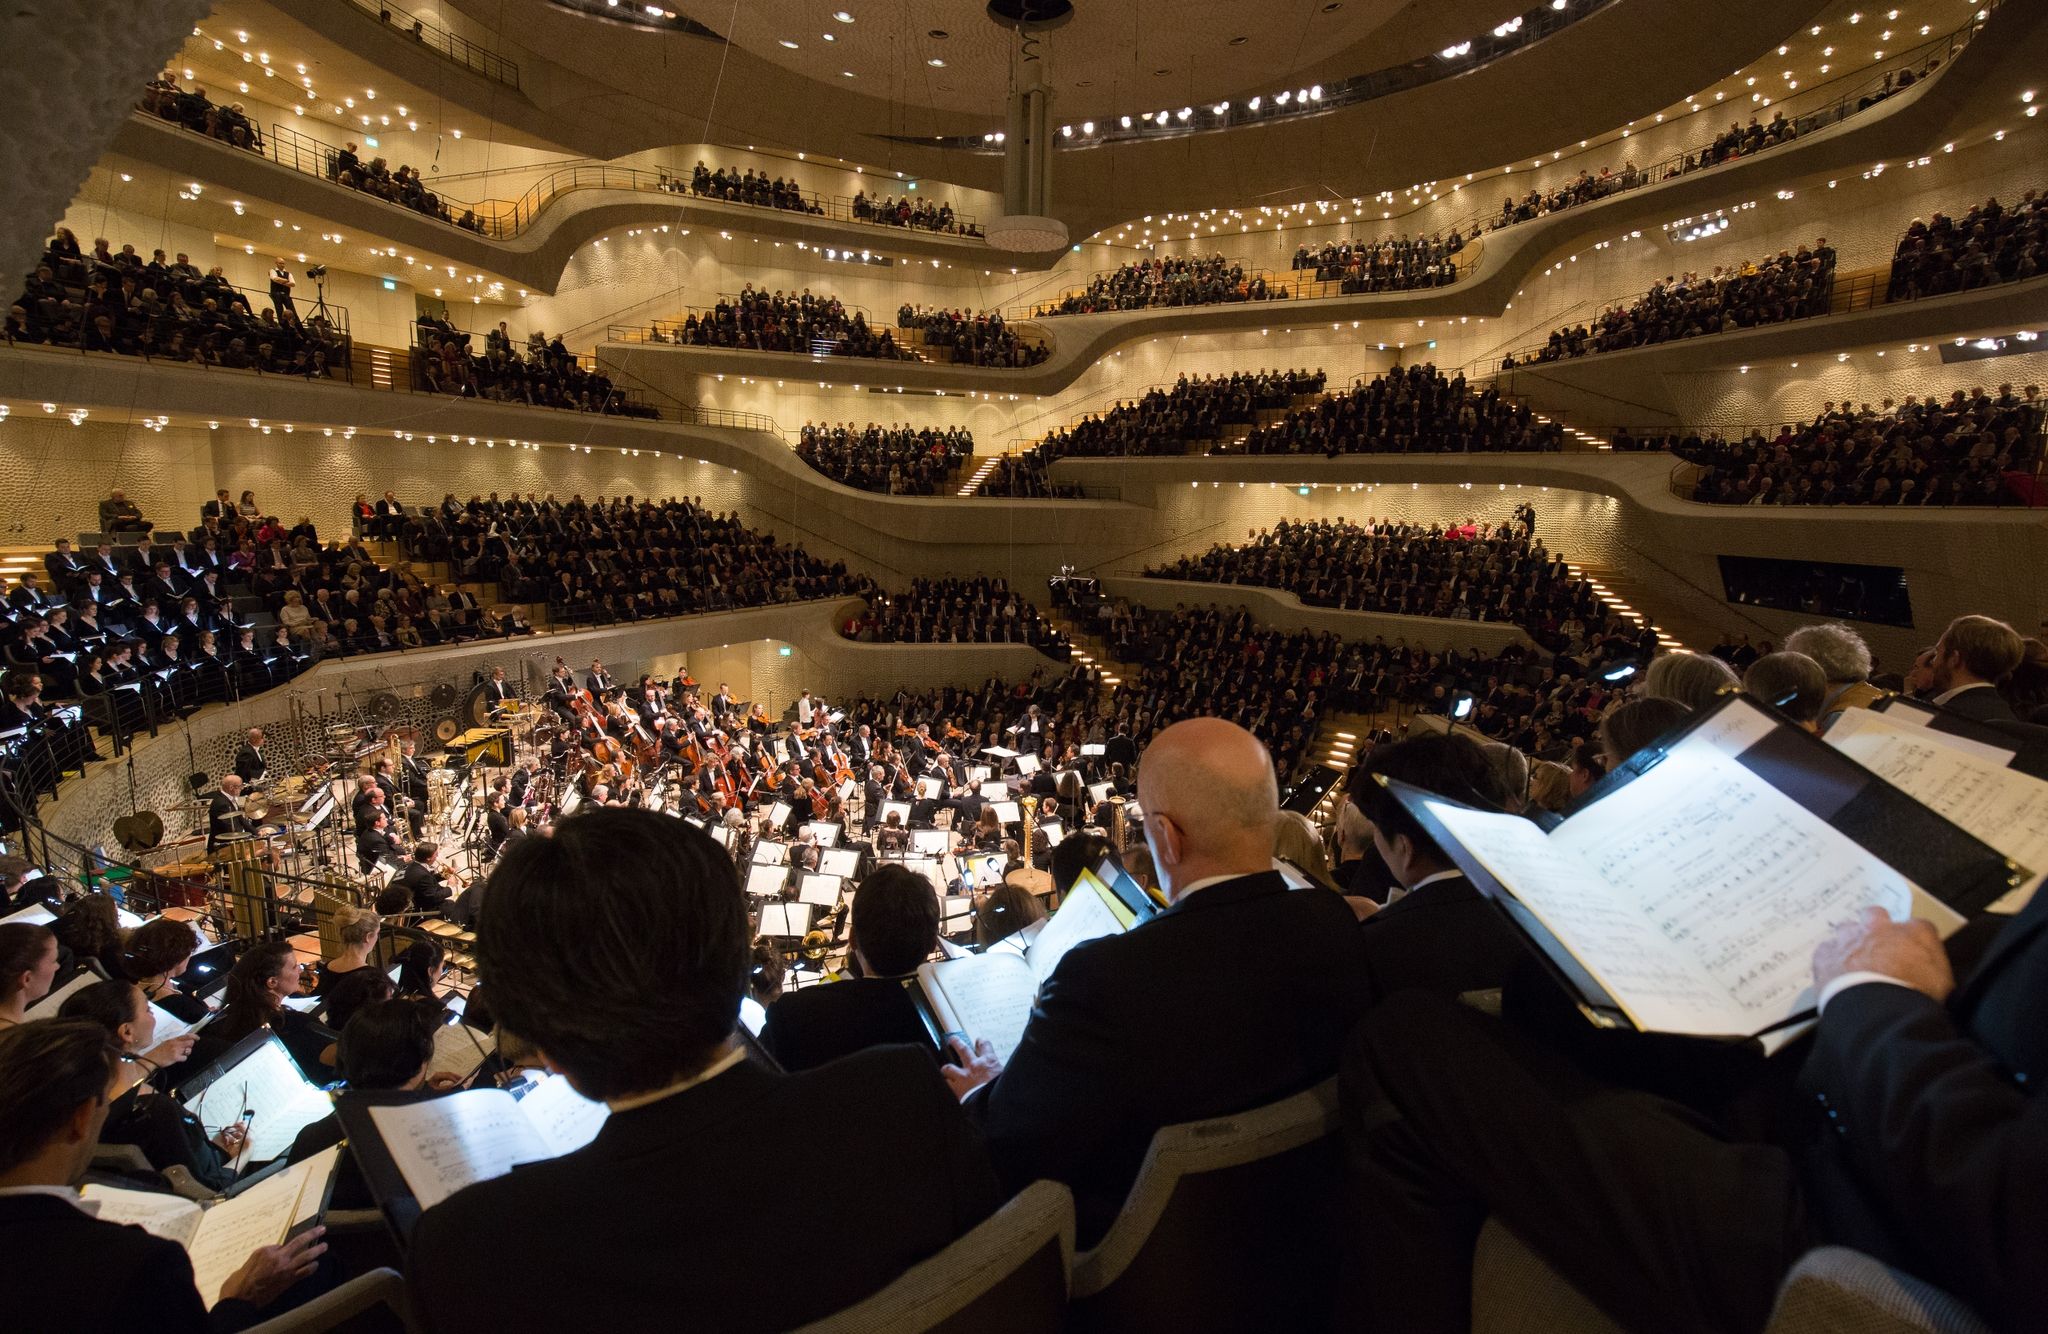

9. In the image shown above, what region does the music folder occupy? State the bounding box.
[337,1074,608,1240]
[1389,693,2023,1041]
[913,860,1157,1062]
[81,1145,341,1306]
[179,1031,337,1168]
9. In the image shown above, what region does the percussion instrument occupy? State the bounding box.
[138,859,213,909]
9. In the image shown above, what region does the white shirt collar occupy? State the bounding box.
[605,1044,747,1113]
[1407,869,1466,892]
[1933,683,1995,705]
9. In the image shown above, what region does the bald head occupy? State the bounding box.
[1135,718,1279,900]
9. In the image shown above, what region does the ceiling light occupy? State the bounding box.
[779,38,798,48]
[841,70,854,77]
[832,10,853,21]
[927,57,944,66]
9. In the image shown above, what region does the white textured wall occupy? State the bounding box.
[0,416,217,546]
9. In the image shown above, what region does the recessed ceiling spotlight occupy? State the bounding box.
[927,57,944,66]
[928,28,947,37]
[841,69,855,77]
[832,10,854,21]
[779,38,798,48]
[1153,67,1171,76]
[1228,35,1247,45]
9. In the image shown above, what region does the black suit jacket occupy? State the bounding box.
[1794,886,2048,1329]
[0,1193,260,1333]
[408,1047,1000,1333]
[232,745,266,784]
[964,871,1373,1231]
[1936,685,2017,723]
[760,976,939,1073]
[1356,873,1527,1002]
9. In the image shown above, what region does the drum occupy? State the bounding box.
[141,859,213,909]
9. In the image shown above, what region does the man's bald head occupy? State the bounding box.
[1136,718,1279,899]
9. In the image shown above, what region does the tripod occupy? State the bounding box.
[310,278,333,327]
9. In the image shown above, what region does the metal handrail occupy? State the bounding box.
[340,0,521,88]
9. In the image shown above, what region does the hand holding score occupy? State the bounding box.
[220,1226,327,1308]
[1811,906,1956,1003]
[940,1036,1002,1100]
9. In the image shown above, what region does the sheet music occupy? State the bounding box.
[517,1072,609,1156]
[1828,708,2047,911]
[427,1023,497,1081]
[1552,739,1913,1033]
[916,953,1035,1062]
[1024,876,1126,989]
[81,1183,204,1249]
[184,1038,333,1165]
[149,1000,205,1044]
[1426,730,1926,1036]
[183,1147,339,1307]
[369,1091,554,1210]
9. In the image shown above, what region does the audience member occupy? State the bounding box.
[894,304,1047,367]
[796,421,973,494]
[1887,193,2047,300]
[1782,621,1884,722]
[1665,388,2043,506]
[644,286,910,360]
[1035,253,1286,315]
[1505,242,1835,367]
[1743,650,1827,727]
[1232,364,1557,455]
[1639,648,1738,709]
[1292,230,1470,291]
[844,578,1070,657]
[413,317,654,417]
[138,74,263,152]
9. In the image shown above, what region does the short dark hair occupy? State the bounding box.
[478,809,747,1100]
[323,966,397,1032]
[975,883,1046,948]
[1049,831,1115,899]
[338,997,438,1089]
[1348,733,1509,857]
[0,1020,122,1175]
[850,866,941,977]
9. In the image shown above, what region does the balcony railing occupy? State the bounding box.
[340,0,521,88]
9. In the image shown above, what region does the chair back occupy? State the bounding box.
[1068,1078,1341,1333]
[793,1179,1073,1334]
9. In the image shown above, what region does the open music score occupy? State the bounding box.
[915,867,1140,1062]
[1827,707,2048,911]
[84,1146,341,1307]
[363,1074,607,1212]
[180,1035,335,1167]
[1398,695,2001,1039]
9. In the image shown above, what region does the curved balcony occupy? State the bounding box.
[108,113,1048,299]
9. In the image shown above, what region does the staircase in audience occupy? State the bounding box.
[1528,410,1610,452]
[957,454,1005,496]
[1565,559,1707,653]
[0,546,45,589]
[360,539,553,629]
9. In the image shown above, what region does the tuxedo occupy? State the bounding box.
[232,744,266,784]
[44,551,85,587]
[408,1048,1001,1333]
[1355,871,1525,1001]
[398,859,452,915]
[1337,873,2048,1333]
[483,677,517,713]
[586,670,615,697]
[206,790,252,852]
[355,827,401,873]
[1936,684,2017,723]
[0,1194,264,1333]
[760,976,939,1073]
[965,871,1373,1236]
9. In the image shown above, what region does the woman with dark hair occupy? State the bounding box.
[0,922,59,1027]
[210,940,334,1079]
[970,805,1004,853]
[121,917,209,1024]
[58,979,242,1189]
[52,893,124,977]
[321,966,396,1034]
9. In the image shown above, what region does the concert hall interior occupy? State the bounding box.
[0,0,2045,1330]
